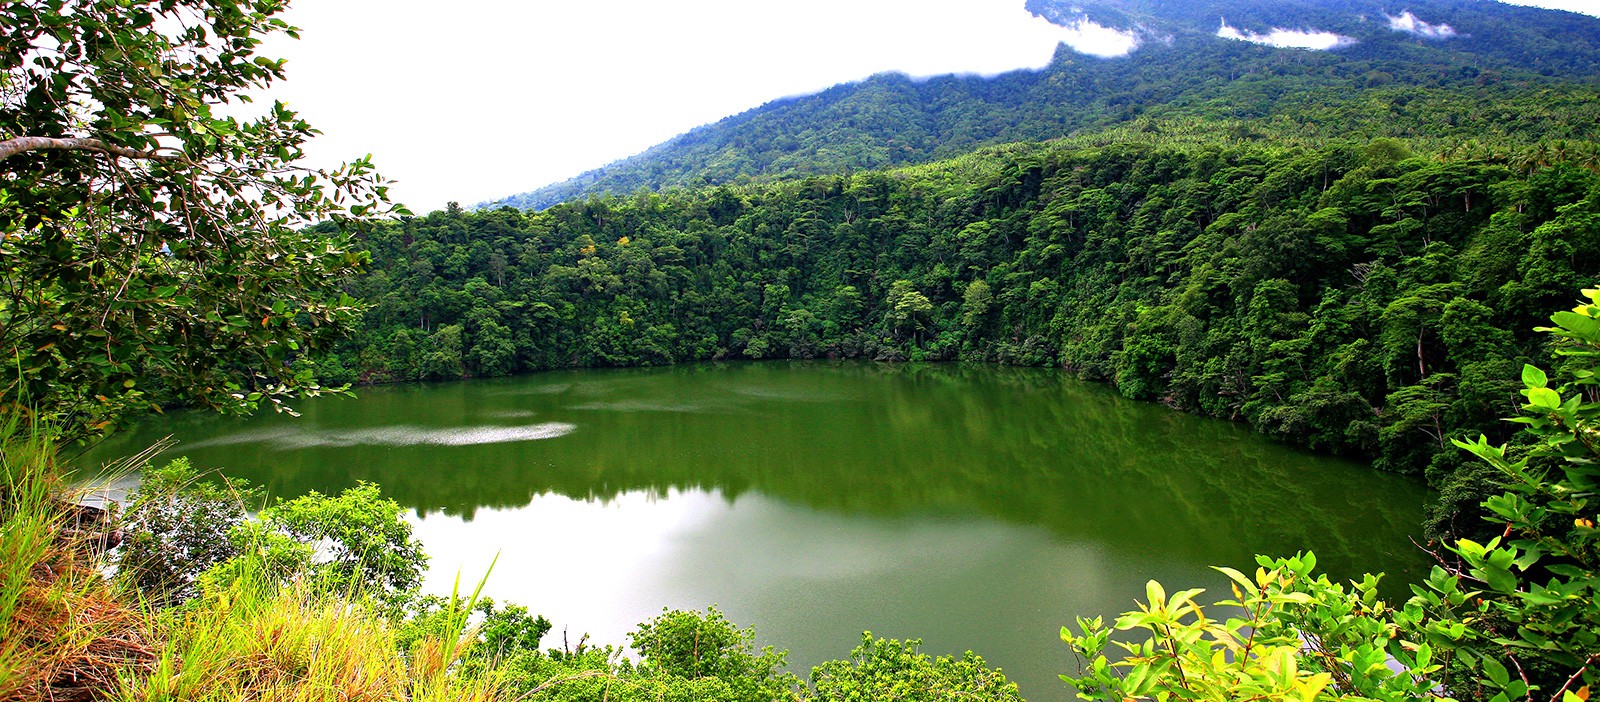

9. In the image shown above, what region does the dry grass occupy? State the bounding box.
[122,571,507,702]
[0,425,155,702]
[2,424,510,702]
[126,581,409,702]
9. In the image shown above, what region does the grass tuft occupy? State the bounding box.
[0,421,155,702]
[1,421,511,702]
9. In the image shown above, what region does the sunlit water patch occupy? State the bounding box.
[184,422,576,450]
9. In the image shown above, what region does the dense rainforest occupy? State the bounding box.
[6,0,1600,700]
[334,140,1599,512]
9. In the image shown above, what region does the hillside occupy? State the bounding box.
[336,139,1600,503]
[483,0,1600,210]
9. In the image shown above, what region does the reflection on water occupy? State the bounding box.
[85,362,1433,701]
[184,421,577,449]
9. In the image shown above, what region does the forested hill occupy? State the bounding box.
[332,140,1600,527]
[483,0,1600,211]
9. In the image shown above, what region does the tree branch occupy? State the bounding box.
[0,136,180,163]
[1549,653,1599,702]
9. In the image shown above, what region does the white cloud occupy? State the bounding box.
[1054,16,1141,57]
[1495,0,1600,17]
[1217,19,1357,51]
[1386,10,1458,38]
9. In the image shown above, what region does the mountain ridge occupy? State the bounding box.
[481,0,1600,211]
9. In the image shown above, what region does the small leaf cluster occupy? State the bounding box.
[1062,553,1447,701]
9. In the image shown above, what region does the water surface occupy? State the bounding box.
[88,362,1432,700]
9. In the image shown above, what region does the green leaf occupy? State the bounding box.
[1482,657,1510,688]
[1214,566,1255,593]
[1481,565,1518,594]
[1145,579,1166,606]
[1528,387,1562,410]
[1551,310,1600,340]
[1522,364,1548,389]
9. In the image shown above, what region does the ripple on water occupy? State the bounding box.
[184,422,577,450]
[722,384,851,403]
[567,399,728,413]
[489,383,573,396]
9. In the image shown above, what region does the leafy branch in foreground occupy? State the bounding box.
[1,0,404,441]
[1062,288,1600,702]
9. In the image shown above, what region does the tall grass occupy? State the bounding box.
[0,420,510,702]
[123,562,410,702]
[121,555,504,702]
[0,421,153,701]
[0,420,60,698]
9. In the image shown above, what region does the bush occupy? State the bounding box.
[118,458,260,606]
[810,633,1022,702]
[257,481,429,608]
[119,463,426,611]
[1061,288,1600,702]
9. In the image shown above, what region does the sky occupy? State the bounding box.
[253,0,1599,213]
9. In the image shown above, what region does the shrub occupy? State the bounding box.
[1061,289,1600,702]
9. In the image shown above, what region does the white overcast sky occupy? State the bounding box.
[253,0,1599,213]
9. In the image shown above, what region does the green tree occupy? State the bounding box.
[258,481,428,608]
[884,280,932,339]
[961,279,994,330]
[1,0,398,441]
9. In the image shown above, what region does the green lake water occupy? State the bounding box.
[84,361,1433,700]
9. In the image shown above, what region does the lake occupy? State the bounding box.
[85,361,1433,700]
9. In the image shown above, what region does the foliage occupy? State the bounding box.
[117,457,260,607]
[810,633,1022,702]
[0,426,503,701]
[495,607,1018,702]
[398,595,551,669]
[253,481,428,608]
[343,142,1600,495]
[1061,554,1453,701]
[0,0,399,442]
[113,459,427,610]
[628,607,800,701]
[1060,289,1600,702]
[1443,288,1600,701]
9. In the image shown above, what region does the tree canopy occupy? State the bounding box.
[0,0,400,440]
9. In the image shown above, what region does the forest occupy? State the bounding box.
[3,0,1599,700]
[335,139,1599,527]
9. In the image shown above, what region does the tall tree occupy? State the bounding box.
[1,0,400,439]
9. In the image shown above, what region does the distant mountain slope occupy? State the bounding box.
[1031,0,1600,77]
[483,0,1600,210]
